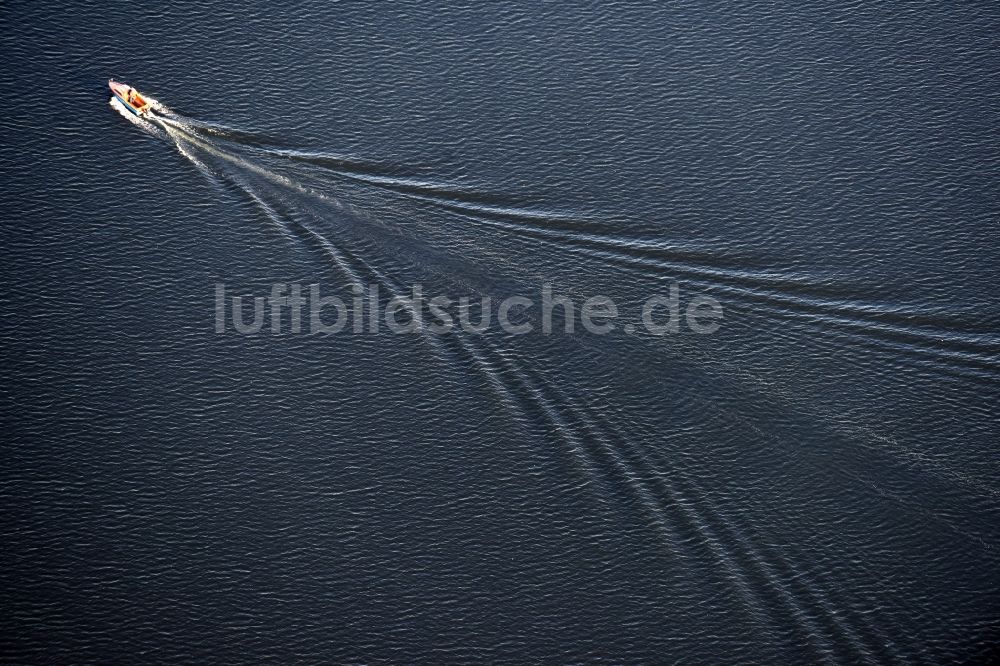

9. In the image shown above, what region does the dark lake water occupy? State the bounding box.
[2,1,999,662]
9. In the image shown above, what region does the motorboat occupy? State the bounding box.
[108,80,151,116]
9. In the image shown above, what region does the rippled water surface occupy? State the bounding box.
[2,1,999,662]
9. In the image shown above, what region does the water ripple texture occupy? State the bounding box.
[2,1,999,663]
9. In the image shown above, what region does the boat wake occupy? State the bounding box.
[103,88,1000,661]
